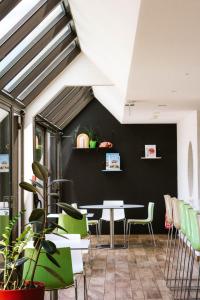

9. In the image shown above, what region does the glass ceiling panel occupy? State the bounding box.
[0,0,46,45]
[0,3,65,78]
[4,25,71,93]
[17,41,76,100]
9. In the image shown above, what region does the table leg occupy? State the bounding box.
[110,208,114,248]
[50,290,58,300]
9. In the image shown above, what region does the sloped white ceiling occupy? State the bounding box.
[68,0,200,123]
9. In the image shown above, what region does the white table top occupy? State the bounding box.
[47,212,94,218]
[79,204,144,209]
[26,238,90,250]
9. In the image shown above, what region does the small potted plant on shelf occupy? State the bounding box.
[0,161,82,300]
[84,127,99,149]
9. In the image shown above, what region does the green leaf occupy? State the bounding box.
[19,182,40,194]
[32,161,48,181]
[29,209,45,222]
[39,265,66,286]
[56,202,83,220]
[41,240,57,254]
[46,253,60,267]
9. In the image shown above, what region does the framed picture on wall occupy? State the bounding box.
[145,145,156,158]
[0,154,9,172]
[106,153,120,170]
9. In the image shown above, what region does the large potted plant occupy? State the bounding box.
[0,161,82,300]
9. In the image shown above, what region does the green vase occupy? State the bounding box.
[89,140,97,148]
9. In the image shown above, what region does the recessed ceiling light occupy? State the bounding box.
[125,103,135,107]
[158,104,167,107]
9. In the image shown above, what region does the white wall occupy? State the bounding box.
[177,111,199,209]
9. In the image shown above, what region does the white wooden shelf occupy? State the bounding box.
[101,169,123,172]
[140,157,162,160]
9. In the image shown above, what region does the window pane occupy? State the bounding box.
[0,3,65,77]
[35,125,45,164]
[0,109,10,238]
[0,0,45,45]
[4,25,71,93]
[17,41,76,100]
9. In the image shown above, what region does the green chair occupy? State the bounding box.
[173,203,191,298]
[0,215,9,237]
[183,209,200,300]
[58,213,88,238]
[23,247,78,299]
[166,198,182,287]
[126,202,156,246]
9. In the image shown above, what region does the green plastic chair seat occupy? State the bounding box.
[23,247,74,289]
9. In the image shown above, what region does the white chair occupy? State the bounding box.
[99,200,126,241]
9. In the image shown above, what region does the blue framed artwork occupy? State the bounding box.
[0,154,9,173]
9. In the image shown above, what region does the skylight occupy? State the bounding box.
[0,3,65,77]
[17,41,76,101]
[0,0,46,45]
[4,25,71,93]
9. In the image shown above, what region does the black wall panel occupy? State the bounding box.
[61,99,177,234]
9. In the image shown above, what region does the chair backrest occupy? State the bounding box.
[171,197,181,229]
[184,204,192,241]
[23,247,74,289]
[164,194,173,224]
[58,213,88,238]
[147,202,155,222]
[101,200,125,221]
[189,209,200,251]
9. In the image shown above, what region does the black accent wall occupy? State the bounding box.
[61,99,177,234]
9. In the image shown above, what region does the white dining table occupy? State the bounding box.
[79,204,144,249]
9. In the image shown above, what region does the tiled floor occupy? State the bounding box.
[45,234,174,300]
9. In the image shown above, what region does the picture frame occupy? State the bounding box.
[145,145,156,158]
[106,153,120,170]
[0,154,9,173]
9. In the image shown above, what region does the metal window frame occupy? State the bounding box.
[0,2,66,77]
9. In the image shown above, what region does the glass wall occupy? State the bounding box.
[35,124,45,164]
[0,108,10,236]
[34,122,61,212]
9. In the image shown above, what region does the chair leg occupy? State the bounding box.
[83,272,88,300]
[123,219,126,246]
[74,278,78,300]
[167,228,178,288]
[98,219,102,236]
[174,234,186,299]
[95,223,99,240]
[165,226,173,282]
[50,290,58,300]
[149,222,156,246]
[164,227,172,279]
[195,257,200,300]
[128,223,132,247]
